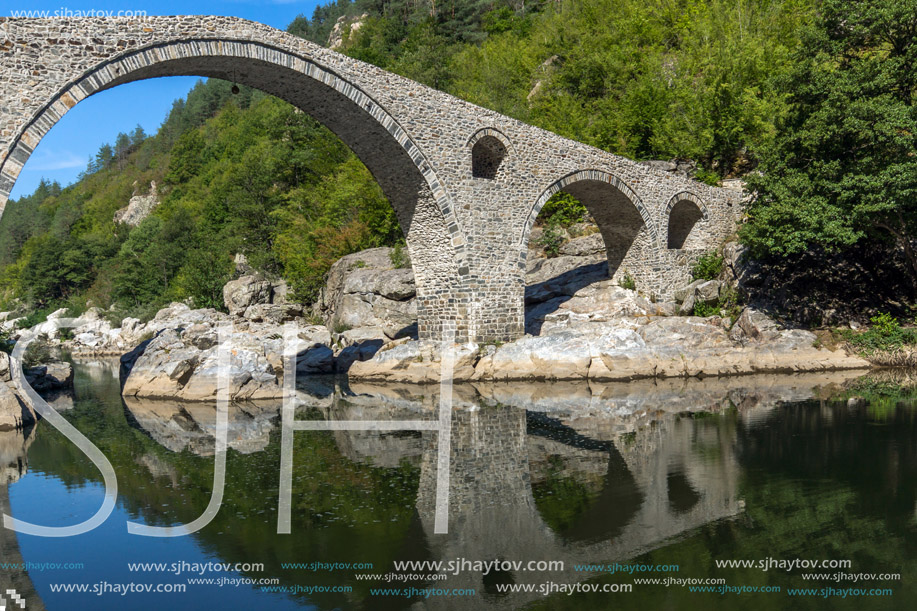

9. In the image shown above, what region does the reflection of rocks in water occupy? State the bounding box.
[122,397,280,456]
[136,452,182,487]
[323,397,426,468]
[0,428,46,610]
[43,389,75,412]
[73,357,121,386]
[0,427,36,484]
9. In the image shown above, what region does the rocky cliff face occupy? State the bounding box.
[327,13,368,50]
[113,181,161,227]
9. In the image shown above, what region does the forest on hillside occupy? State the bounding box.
[1,0,913,327]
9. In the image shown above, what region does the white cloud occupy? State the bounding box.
[24,149,86,172]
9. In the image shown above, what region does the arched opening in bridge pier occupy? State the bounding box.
[667,196,705,249]
[471,135,506,179]
[522,172,655,335]
[0,39,462,344]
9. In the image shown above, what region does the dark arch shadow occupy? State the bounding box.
[471,135,506,179]
[668,199,704,249]
[527,412,643,543]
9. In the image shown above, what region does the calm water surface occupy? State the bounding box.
[2,361,916,610]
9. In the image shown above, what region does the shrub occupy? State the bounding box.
[23,337,53,368]
[539,192,587,227]
[618,273,636,291]
[694,167,721,186]
[389,242,410,269]
[692,286,741,321]
[537,222,565,258]
[870,312,899,336]
[691,251,724,280]
[0,329,13,355]
[845,312,917,355]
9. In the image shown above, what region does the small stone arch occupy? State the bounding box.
[467,127,513,179]
[522,170,658,248]
[665,192,708,249]
[521,169,659,287]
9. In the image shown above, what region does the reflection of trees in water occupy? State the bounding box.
[737,399,917,520]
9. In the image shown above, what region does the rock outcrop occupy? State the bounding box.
[317,247,417,340]
[327,13,368,50]
[349,311,869,383]
[118,306,332,401]
[0,353,35,431]
[113,181,161,227]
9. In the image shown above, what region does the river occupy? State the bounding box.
[1,360,915,610]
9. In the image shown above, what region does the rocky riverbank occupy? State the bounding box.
[0,238,873,400]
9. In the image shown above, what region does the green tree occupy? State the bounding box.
[741,0,917,289]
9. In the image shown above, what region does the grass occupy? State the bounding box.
[843,312,917,366]
[389,242,410,269]
[618,273,636,291]
[692,286,742,322]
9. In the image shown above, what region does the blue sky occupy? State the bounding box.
[7,1,326,199]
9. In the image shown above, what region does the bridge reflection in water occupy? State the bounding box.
[6,364,869,610]
[143,371,849,610]
[314,381,745,609]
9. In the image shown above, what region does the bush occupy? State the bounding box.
[845,312,917,355]
[537,222,566,258]
[692,286,741,321]
[23,337,53,368]
[691,251,724,281]
[870,312,899,336]
[389,242,409,269]
[618,273,636,291]
[0,329,13,355]
[539,192,587,228]
[693,167,720,186]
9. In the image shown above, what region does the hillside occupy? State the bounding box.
[0,0,822,323]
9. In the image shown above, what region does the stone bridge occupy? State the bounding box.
[0,16,742,342]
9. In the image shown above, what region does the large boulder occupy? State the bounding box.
[558,233,605,257]
[729,307,781,342]
[223,275,274,317]
[0,353,36,431]
[319,247,417,340]
[24,361,74,392]
[120,316,335,401]
[677,280,723,315]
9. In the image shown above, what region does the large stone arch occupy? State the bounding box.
[521,170,660,285]
[0,38,465,341]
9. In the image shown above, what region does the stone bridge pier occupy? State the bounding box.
[0,16,743,342]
